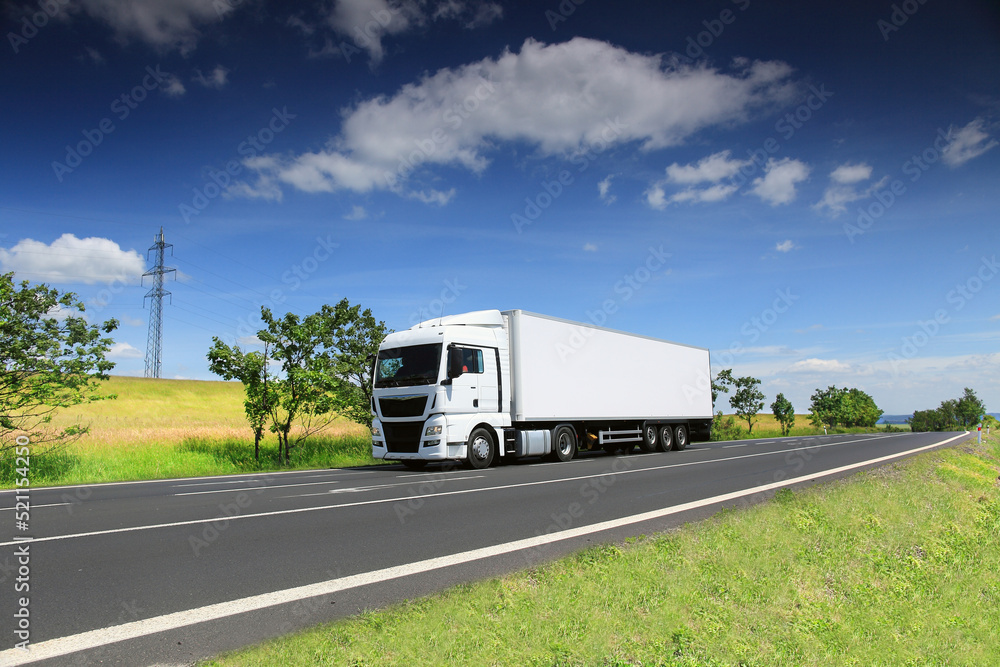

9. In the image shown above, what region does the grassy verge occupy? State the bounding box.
[202,431,998,666]
[0,376,376,488]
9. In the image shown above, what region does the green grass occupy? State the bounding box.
[201,431,999,667]
[713,413,910,441]
[0,375,376,488]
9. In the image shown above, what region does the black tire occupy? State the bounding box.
[674,424,688,451]
[658,425,674,452]
[466,427,495,469]
[552,425,577,462]
[640,423,658,452]
[401,460,427,470]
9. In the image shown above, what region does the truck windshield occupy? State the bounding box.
[374,343,442,388]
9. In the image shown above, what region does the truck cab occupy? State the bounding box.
[370,310,510,469]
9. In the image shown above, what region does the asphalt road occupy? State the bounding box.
[0,430,968,666]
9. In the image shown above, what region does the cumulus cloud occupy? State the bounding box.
[162,74,186,97]
[830,162,872,184]
[597,175,616,204]
[776,239,796,252]
[941,117,998,167]
[645,150,753,208]
[344,205,369,220]
[73,0,235,54]
[583,243,598,252]
[788,358,851,373]
[749,157,810,205]
[235,38,799,204]
[324,0,502,64]
[107,342,143,359]
[0,234,145,285]
[814,162,888,216]
[194,65,229,89]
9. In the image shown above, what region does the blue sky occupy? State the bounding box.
[1,0,998,415]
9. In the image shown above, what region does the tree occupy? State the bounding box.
[207,339,275,461]
[771,393,795,436]
[720,373,765,435]
[908,388,989,432]
[321,299,389,429]
[809,386,882,429]
[955,387,986,428]
[712,369,734,407]
[1,273,118,454]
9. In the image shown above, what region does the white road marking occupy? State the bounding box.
[0,432,915,547]
[0,432,967,667]
[722,444,746,449]
[173,480,340,496]
[0,502,72,512]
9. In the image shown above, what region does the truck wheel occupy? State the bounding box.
[401,460,427,470]
[466,427,495,469]
[552,425,577,462]
[640,423,658,452]
[674,424,688,451]
[658,425,674,452]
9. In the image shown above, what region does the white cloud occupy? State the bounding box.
[194,65,229,89]
[787,358,851,373]
[597,175,616,204]
[0,234,145,285]
[162,74,186,97]
[237,335,264,347]
[120,315,145,326]
[107,342,143,359]
[941,117,998,167]
[324,0,503,64]
[583,243,598,252]
[776,239,796,252]
[664,150,749,184]
[235,38,798,204]
[74,0,234,54]
[814,161,888,216]
[829,162,872,184]
[749,157,810,205]
[344,205,369,220]
[665,183,739,206]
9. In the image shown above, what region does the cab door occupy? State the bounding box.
[477,349,499,413]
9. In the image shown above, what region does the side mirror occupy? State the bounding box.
[447,347,464,380]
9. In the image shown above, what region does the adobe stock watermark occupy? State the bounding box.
[726,83,833,192]
[227,234,339,345]
[188,475,275,556]
[51,66,175,183]
[844,126,952,243]
[408,278,467,326]
[382,77,497,192]
[394,461,464,524]
[329,4,406,64]
[7,0,70,54]
[555,245,671,361]
[522,455,635,566]
[877,0,930,41]
[681,0,752,60]
[887,254,998,375]
[179,106,296,224]
[511,117,627,233]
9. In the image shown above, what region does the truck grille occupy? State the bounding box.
[382,421,423,453]
[379,395,428,418]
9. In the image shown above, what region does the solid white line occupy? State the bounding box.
[0,467,383,494]
[0,502,72,512]
[0,432,967,666]
[174,480,340,496]
[0,433,906,548]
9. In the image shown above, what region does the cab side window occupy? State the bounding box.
[461,348,484,374]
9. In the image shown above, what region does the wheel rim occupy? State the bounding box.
[471,436,491,461]
[558,432,573,455]
[645,426,656,444]
[677,428,687,446]
[661,427,672,449]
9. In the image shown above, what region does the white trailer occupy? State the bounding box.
[370,309,713,469]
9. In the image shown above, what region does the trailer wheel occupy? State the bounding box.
[640,423,658,452]
[552,425,577,462]
[674,424,688,451]
[401,460,427,470]
[658,425,674,452]
[466,427,495,469]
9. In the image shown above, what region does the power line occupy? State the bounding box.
[142,228,176,379]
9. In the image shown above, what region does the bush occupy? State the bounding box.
[711,411,744,441]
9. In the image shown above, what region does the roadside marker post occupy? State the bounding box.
[977,424,982,444]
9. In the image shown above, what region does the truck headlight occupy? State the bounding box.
[424,425,442,436]
[371,425,381,437]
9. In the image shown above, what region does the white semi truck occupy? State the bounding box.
[370,309,713,469]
